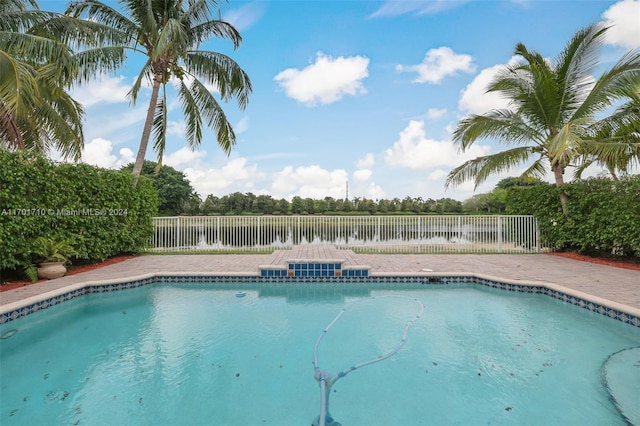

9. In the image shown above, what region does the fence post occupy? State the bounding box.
[535,216,540,252]
[497,215,503,253]
[176,217,181,250]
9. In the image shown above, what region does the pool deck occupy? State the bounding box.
[1,246,639,315]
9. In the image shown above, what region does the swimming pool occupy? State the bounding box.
[1,281,639,425]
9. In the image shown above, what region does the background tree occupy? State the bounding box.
[290,196,304,214]
[446,24,640,214]
[275,198,290,215]
[256,195,275,214]
[323,196,336,212]
[201,195,220,215]
[67,0,252,181]
[121,161,195,216]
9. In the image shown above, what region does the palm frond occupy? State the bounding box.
[176,78,203,147]
[519,157,547,180]
[184,50,252,108]
[572,49,640,120]
[188,77,235,153]
[151,86,167,166]
[153,17,187,61]
[579,139,640,173]
[66,0,137,36]
[0,30,71,66]
[183,0,223,29]
[0,49,38,113]
[547,117,592,166]
[73,46,128,83]
[128,57,153,103]
[190,19,242,49]
[452,109,544,151]
[445,146,536,189]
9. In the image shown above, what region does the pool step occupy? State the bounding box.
[259,259,370,278]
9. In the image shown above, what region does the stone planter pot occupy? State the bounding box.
[37,261,67,280]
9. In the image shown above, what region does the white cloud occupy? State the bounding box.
[274,52,369,105]
[81,138,134,169]
[427,169,447,180]
[370,0,471,17]
[602,0,640,49]
[224,2,266,32]
[355,153,375,169]
[353,169,372,182]
[384,120,490,169]
[444,122,456,134]
[396,47,475,84]
[364,183,386,199]
[235,116,250,134]
[271,165,349,199]
[164,147,207,168]
[354,181,386,200]
[426,108,447,119]
[184,157,263,197]
[82,103,149,144]
[458,56,519,115]
[71,76,131,107]
[166,121,186,137]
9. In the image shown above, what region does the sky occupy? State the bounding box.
[45,0,640,201]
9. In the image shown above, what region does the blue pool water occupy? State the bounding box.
[1,282,639,425]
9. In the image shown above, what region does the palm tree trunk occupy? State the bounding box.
[552,163,570,215]
[131,72,163,185]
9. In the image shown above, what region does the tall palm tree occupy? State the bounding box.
[66,0,252,181]
[0,0,86,159]
[446,24,640,214]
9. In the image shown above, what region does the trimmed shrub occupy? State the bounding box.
[0,150,158,271]
[506,176,640,257]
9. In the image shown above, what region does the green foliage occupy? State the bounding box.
[463,189,507,213]
[121,161,196,216]
[0,150,158,273]
[32,236,76,263]
[188,193,468,216]
[496,176,546,189]
[506,176,640,257]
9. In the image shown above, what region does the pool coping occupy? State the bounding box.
[1,271,639,327]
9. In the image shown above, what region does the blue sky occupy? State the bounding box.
[47,0,640,201]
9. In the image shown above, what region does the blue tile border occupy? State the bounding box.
[1,274,638,327]
[262,261,360,278]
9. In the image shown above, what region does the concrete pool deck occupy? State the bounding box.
[1,246,639,315]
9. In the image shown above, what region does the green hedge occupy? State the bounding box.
[0,150,158,271]
[506,176,640,257]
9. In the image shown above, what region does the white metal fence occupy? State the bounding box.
[149,215,539,253]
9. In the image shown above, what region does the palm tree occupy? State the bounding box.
[0,0,85,159]
[66,0,252,182]
[446,24,640,214]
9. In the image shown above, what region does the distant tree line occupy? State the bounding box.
[196,193,466,216]
[134,161,549,216]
